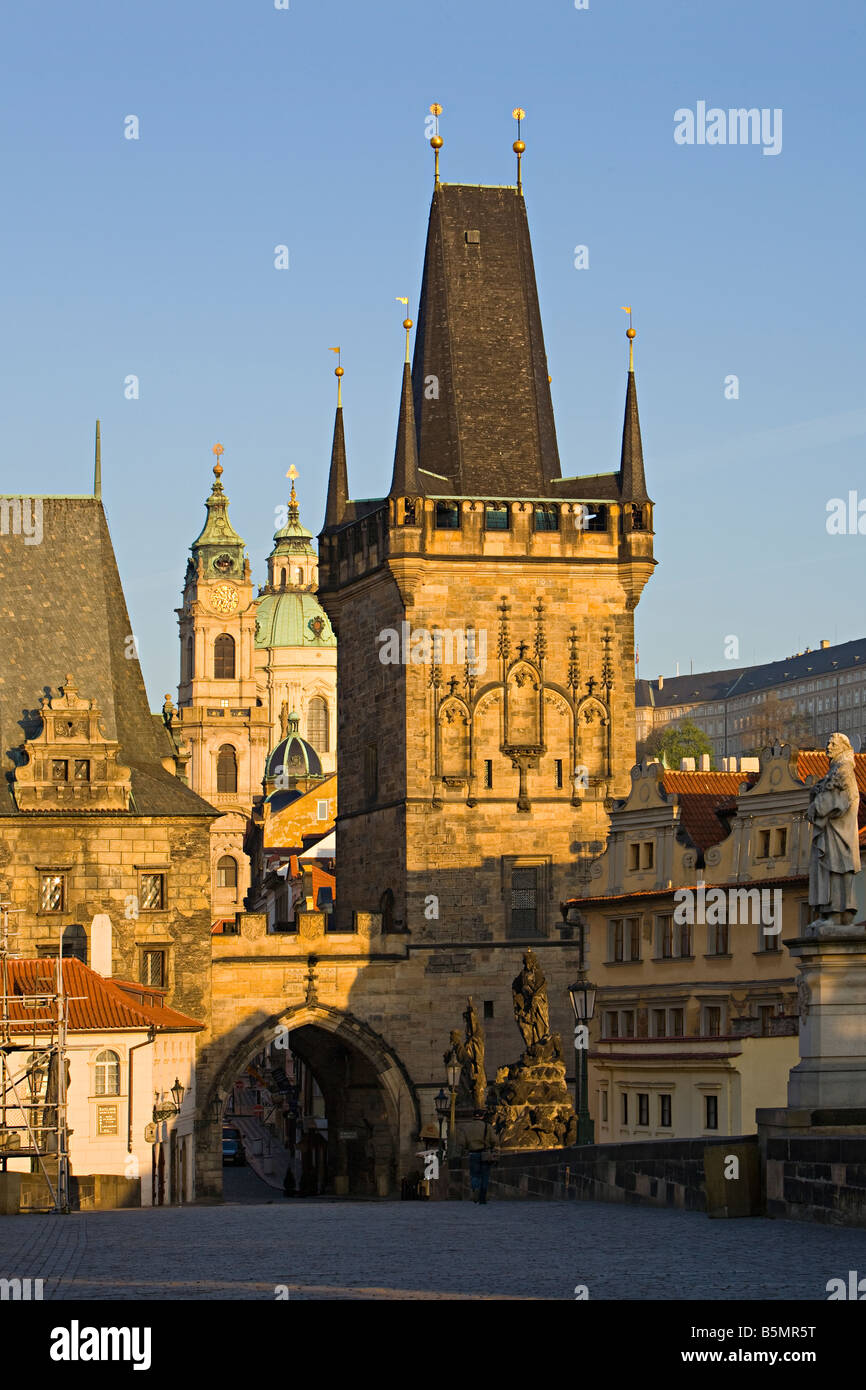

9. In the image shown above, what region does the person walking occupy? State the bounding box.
[456,1108,497,1204]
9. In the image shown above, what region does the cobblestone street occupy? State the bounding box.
[1,1198,865,1300]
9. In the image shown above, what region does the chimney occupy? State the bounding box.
[90,914,113,977]
[680,756,696,771]
[739,756,761,773]
[699,754,710,771]
[658,675,664,690]
[820,639,830,649]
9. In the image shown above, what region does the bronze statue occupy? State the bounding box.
[511,948,551,1051]
[463,996,487,1109]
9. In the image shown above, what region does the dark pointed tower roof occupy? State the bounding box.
[389,323,421,495]
[618,328,649,503]
[324,367,349,527]
[411,184,561,495]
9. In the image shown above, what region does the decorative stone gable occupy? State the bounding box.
[13,674,132,811]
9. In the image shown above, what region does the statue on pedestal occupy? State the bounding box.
[806,732,861,930]
[511,948,551,1051]
[463,997,487,1109]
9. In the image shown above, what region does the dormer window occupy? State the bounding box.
[52,760,68,781]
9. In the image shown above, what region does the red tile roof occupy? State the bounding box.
[1,958,203,1034]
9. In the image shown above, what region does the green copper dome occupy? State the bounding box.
[253,590,335,649]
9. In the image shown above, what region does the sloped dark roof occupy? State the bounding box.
[410,184,561,496]
[0,496,217,817]
[637,638,866,709]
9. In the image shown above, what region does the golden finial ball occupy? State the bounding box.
[213,463,223,478]
[403,318,413,331]
[627,327,636,339]
[513,140,526,154]
[430,134,443,150]
[335,366,344,377]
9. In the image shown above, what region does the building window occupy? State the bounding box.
[434,501,460,530]
[628,841,653,871]
[621,1010,635,1039]
[483,760,493,789]
[653,1008,667,1038]
[364,743,378,802]
[703,1005,722,1038]
[659,1094,672,1127]
[600,1090,609,1122]
[51,759,68,782]
[39,873,66,913]
[484,504,510,531]
[186,635,194,683]
[214,633,236,680]
[307,697,329,752]
[758,1004,775,1036]
[709,921,729,955]
[62,924,87,963]
[621,1092,628,1125]
[139,873,166,911]
[705,1095,719,1130]
[94,1049,120,1097]
[297,567,304,584]
[316,799,329,821]
[604,1011,619,1039]
[216,856,237,889]
[483,1000,494,1020]
[510,866,538,937]
[73,759,90,782]
[609,916,640,962]
[637,1093,649,1126]
[757,829,772,858]
[217,744,238,794]
[772,828,787,857]
[658,915,674,959]
[141,949,166,988]
[533,504,559,532]
[554,759,563,789]
[679,922,692,958]
[670,1008,684,1037]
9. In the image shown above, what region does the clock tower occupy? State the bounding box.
[175,450,270,917]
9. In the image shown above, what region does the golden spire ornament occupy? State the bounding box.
[622,306,636,371]
[429,103,443,186]
[512,107,526,194]
[286,463,299,507]
[330,346,343,406]
[212,441,225,478]
[396,298,412,362]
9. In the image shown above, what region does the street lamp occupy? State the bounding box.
[446,1056,461,1157]
[569,975,597,1145]
[153,1078,185,1124]
[434,1087,449,1161]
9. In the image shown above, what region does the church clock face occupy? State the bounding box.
[210,583,239,614]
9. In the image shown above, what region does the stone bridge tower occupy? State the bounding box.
[318,178,655,954]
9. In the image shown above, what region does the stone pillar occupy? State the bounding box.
[787,926,866,1108]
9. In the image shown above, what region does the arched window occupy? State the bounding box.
[217,745,238,793]
[216,855,238,889]
[214,633,235,680]
[95,1049,120,1096]
[280,568,286,587]
[186,635,194,683]
[296,567,304,585]
[62,923,87,964]
[307,697,329,752]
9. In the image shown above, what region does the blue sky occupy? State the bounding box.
[1,0,864,703]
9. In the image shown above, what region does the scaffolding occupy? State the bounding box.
[0,902,70,1213]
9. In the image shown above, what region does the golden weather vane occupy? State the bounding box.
[512,107,526,194]
[330,346,343,405]
[212,442,224,477]
[396,298,412,363]
[429,103,443,186]
[622,306,636,370]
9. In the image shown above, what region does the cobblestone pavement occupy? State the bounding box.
[1,1199,865,1300]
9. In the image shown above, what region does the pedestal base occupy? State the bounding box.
[785,929,866,1109]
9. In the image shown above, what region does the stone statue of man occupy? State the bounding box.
[462,996,487,1109]
[806,732,861,926]
[511,948,551,1051]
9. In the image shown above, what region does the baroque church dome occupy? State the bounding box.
[254,590,334,650]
